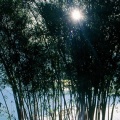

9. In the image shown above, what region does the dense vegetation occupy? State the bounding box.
[0,0,120,120]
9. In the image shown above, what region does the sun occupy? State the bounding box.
[71,9,84,21]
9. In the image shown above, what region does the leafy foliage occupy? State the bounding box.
[0,0,120,120]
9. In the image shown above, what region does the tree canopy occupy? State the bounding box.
[0,0,120,120]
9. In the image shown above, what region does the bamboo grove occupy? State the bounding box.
[0,0,120,120]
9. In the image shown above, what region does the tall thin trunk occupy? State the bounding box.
[110,90,117,120]
[0,89,11,120]
[108,95,110,120]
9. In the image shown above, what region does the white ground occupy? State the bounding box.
[1,87,120,120]
[43,105,120,120]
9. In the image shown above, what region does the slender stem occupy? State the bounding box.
[0,89,11,120]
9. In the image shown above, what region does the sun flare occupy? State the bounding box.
[71,9,84,21]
